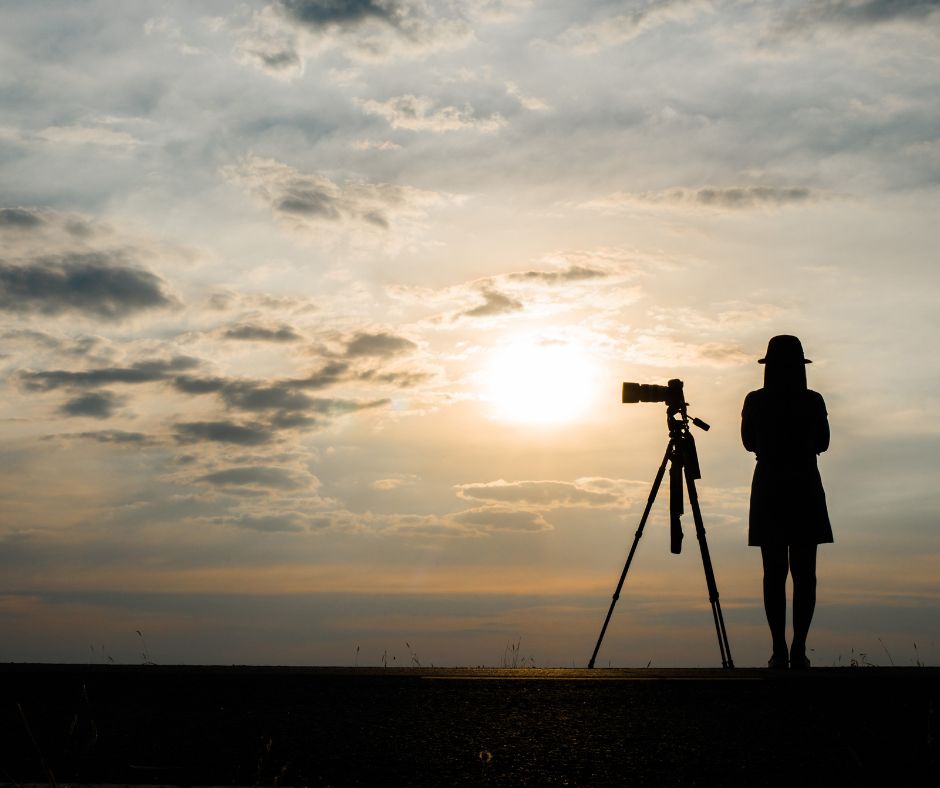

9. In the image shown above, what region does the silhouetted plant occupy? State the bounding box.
[501,638,535,668]
[877,637,896,666]
[136,630,155,665]
[405,641,422,667]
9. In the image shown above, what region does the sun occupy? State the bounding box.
[482,336,598,425]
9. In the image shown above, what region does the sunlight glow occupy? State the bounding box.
[483,337,598,424]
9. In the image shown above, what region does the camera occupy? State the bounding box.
[622,378,710,431]
[622,378,685,407]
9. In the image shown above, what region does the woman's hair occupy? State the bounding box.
[763,361,807,391]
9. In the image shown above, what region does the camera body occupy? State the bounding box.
[622,378,685,409]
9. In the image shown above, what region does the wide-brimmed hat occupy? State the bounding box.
[758,335,812,364]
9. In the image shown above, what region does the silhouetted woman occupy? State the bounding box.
[742,335,831,669]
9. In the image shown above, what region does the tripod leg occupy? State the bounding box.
[683,465,735,668]
[588,443,672,668]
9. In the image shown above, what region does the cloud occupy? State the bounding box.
[174,421,275,446]
[351,138,402,150]
[21,357,200,391]
[75,430,151,445]
[218,382,318,413]
[359,95,505,132]
[780,0,940,31]
[222,323,303,342]
[294,361,351,390]
[649,302,788,333]
[583,186,821,213]
[34,125,141,149]
[451,507,552,533]
[505,81,549,111]
[344,331,416,357]
[234,9,304,78]
[557,0,711,53]
[224,156,451,241]
[0,253,175,320]
[273,0,477,59]
[174,372,387,416]
[197,466,303,489]
[372,475,416,490]
[222,513,305,532]
[0,208,44,229]
[460,288,523,318]
[277,0,397,28]
[237,0,494,76]
[356,368,433,387]
[455,479,620,507]
[507,264,609,284]
[59,391,120,419]
[621,335,751,368]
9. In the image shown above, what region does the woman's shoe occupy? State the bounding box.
[790,653,811,670]
[767,653,789,669]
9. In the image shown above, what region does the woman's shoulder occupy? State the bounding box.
[806,388,828,413]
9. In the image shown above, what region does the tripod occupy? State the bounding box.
[588,388,734,669]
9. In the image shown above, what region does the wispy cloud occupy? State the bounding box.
[359,94,506,132]
[224,155,453,243]
[582,186,823,213]
[459,288,523,319]
[557,0,711,53]
[222,323,303,342]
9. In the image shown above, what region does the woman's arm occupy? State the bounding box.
[741,391,759,453]
[814,393,830,454]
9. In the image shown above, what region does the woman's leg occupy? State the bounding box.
[760,545,789,658]
[789,543,818,661]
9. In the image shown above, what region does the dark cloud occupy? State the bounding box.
[171,367,386,434]
[508,265,608,284]
[0,253,175,320]
[693,186,814,208]
[1,328,63,349]
[174,421,275,446]
[22,356,200,391]
[306,396,388,415]
[357,368,433,387]
[277,0,397,29]
[219,382,316,412]
[256,48,302,71]
[222,323,302,342]
[461,288,523,318]
[270,411,319,429]
[0,208,44,229]
[224,514,304,533]
[591,186,819,211]
[76,430,150,445]
[276,187,343,219]
[782,0,940,29]
[344,331,416,357]
[172,375,227,395]
[224,156,444,239]
[59,391,119,419]
[197,466,300,489]
[294,361,351,389]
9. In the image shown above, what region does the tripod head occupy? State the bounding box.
[622,378,710,433]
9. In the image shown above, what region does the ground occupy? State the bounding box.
[2,665,937,786]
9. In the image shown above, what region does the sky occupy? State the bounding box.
[0,0,938,668]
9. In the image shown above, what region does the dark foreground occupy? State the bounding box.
[2,665,938,786]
